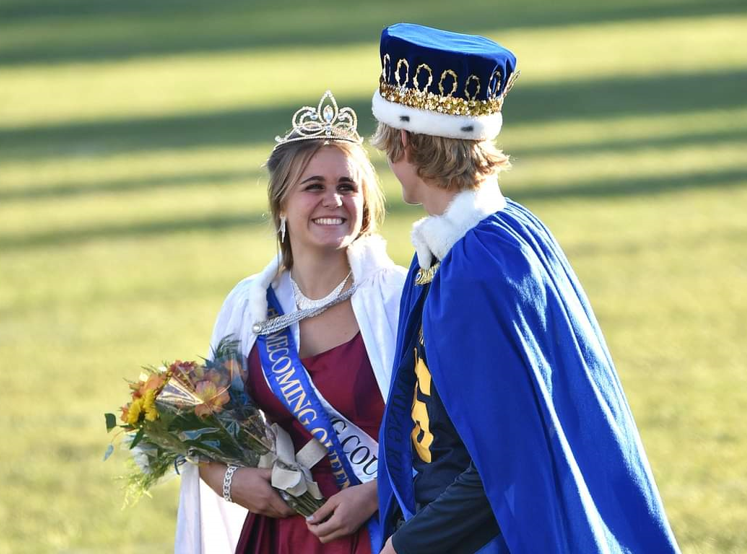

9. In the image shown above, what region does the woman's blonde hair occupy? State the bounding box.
[370,122,511,191]
[265,138,385,270]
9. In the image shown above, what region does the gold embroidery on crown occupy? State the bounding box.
[465,75,481,101]
[275,90,362,149]
[379,56,521,117]
[438,69,458,97]
[488,70,503,98]
[395,59,410,89]
[502,71,520,98]
[415,262,441,286]
[414,64,433,93]
[382,54,391,82]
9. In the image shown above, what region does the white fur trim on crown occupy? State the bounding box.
[411,179,506,269]
[372,90,504,141]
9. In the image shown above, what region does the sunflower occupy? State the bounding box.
[142,389,159,422]
[127,398,143,426]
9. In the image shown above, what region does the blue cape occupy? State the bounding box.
[378,200,680,553]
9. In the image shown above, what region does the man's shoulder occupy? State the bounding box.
[439,212,538,287]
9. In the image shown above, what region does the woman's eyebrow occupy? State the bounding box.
[300,175,325,184]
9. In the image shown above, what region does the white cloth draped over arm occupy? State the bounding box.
[175,278,255,554]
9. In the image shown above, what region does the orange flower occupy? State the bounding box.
[168,360,204,387]
[222,358,245,382]
[120,404,130,423]
[142,373,166,394]
[169,360,199,379]
[193,380,230,417]
[203,368,229,388]
[129,381,143,399]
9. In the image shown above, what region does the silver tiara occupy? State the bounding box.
[274,90,363,149]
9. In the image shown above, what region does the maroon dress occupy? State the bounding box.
[235,332,384,554]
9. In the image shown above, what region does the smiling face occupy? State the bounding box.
[282,146,364,257]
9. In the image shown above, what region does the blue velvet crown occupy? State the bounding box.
[372,23,519,140]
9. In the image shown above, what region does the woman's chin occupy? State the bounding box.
[310,227,357,247]
[304,235,356,253]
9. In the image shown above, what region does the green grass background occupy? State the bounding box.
[1,0,745,552]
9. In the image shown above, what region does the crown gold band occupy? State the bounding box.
[378,70,519,118]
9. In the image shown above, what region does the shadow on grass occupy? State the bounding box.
[0,169,262,202]
[0,158,388,203]
[2,167,745,252]
[510,127,747,159]
[5,124,746,204]
[562,223,747,259]
[2,69,745,162]
[0,211,269,252]
[0,0,743,67]
[507,167,747,202]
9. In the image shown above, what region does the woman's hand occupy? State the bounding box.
[199,463,295,518]
[306,480,378,544]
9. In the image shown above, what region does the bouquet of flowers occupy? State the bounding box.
[104,337,324,516]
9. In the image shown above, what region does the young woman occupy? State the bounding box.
[175,91,406,554]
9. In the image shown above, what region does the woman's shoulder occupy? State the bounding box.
[376,263,408,292]
[348,234,407,285]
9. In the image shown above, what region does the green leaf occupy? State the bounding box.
[105,413,117,432]
[103,444,114,461]
[130,427,145,449]
[212,335,241,360]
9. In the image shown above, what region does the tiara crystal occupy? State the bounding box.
[274,90,362,149]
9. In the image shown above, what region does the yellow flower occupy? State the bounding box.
[127,398,143,426]
[142,389,159,422]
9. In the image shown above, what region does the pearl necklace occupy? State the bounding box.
[290,271,352,311]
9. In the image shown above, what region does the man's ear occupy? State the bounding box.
[400,129,410,161]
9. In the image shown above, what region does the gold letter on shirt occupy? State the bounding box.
[411,347,434,463]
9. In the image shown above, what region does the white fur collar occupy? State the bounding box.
[411,179,506,269]
[247,233,394,321]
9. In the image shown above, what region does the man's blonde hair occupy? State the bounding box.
[265,138,385,270]
[371,122,510,191]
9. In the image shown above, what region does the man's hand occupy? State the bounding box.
[306,480,378,544]
[380,536,398,554]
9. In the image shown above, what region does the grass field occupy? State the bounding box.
[1,0,746,552]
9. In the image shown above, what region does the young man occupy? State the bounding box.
[372,23,681,554]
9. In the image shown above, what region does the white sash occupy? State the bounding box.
[259,357,379,484]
